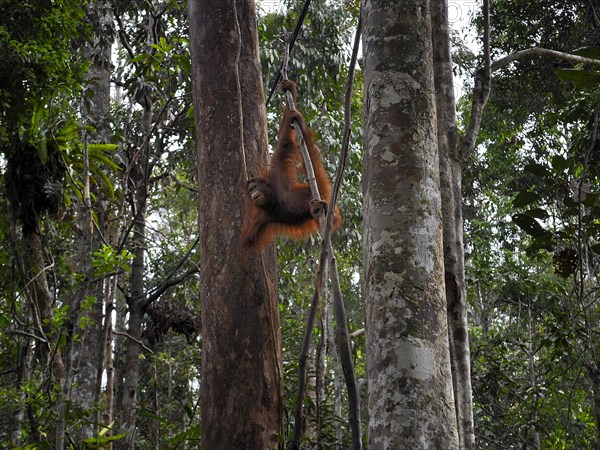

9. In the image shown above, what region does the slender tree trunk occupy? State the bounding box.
[150,364,160,450]
[10,326,34,446]
[188,1,283,448]
[430,0,475,447]
[21,228,66,449]
[118,88,152,450]
[527,297,541,449]
[327,300,343,446]
[311,329,325,441]
[362,0,458,447]
[113,289,127,430]
[119,304,145,449]
[119,183,148,449]
[592,367,600,447]
[67,2,113,441]
[23,229,66,383]
[103,278,116,450]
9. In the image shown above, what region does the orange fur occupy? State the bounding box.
[241,81,341,250]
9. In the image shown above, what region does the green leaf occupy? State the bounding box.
[555,69,600,89]
[55,120,79,141]
[525,208,549,219]
[590,205,600,218]
[587,223,600,237]
[83,433,126,445]
[572,46,600,59]
[524,163,551,177]
[512,213,547,238]
[63,191,72,207]
[88,148,121,172]
[31,100,44,131]
[551,155,569,171]
[95,169,116,200]
[582,192,599,207]
[130,54,147,64]
[513,191,540,208]
[525,233,555,256]
[88,143,118,153]
[563,196,578,208]
[38,139,48,164]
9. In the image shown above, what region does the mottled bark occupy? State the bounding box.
[430,0,475,448]
[362,0,458,447]
[188,0,283,448]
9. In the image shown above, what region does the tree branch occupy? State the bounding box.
[142,266,199,309]
[462,0,490,162]
[492,47,600,72]
[113,330,153,353]
[138,235,200,308]
[10,328,48,343]
[461,0,600,163]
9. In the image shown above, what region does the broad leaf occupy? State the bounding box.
[524,162,551,177]
[512,213,547,238]
[555,69,600,89]
[572,46,600,59]
[513,191,540,208]
[525,233,555,255]
[551,155,569,171]
[582,192,599,207]
[525,208,549,219]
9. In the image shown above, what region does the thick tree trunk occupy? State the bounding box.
[188,1,283,448]
[430,0,475,448]
[362,0,459,448]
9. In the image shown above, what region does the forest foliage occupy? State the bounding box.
[0,0,598,448]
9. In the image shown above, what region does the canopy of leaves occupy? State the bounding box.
[0,0,88,133]
[463,0,600,447]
